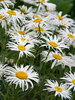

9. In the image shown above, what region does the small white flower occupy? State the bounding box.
[0,7,23,25]
[59,28,75,46]
[7,41,35,58]
[61,72,75,91]
[41,35,68,52]
[5,65,39,91]
[44,80,71,99]
[42,51,75,69]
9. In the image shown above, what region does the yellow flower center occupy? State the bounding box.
[21,38,26,41]
[53,54,62,60]
[34,15,39,18]
[54,86,62,92]
[57,15,63,20]
[0,70,2,72]
[27,39,29,42]
[61,23,66,27]
[16,71,28,79]
[67,34,74,38]
[33,18,42,23]
[0,0,4,1]
[18,31,26,35]
[49,41,58,47]
[72,79,75,85]
[17,45,26,51]
[35,27,44,31]
[0,14,7,20]
[38,0,45,3]
[7,10,16,15]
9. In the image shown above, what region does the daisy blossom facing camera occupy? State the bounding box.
[41,35,68,52]
[5,65,39,91]
[7,42,35,58]
[55,12,74,28]
[1,7,23,25]
[44,80,71,99]
[61,72,75,91]
[59,29,75,46]
[42,51,75,69]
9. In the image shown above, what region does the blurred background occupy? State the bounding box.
[15,0,75,19]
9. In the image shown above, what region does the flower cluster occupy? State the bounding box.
[0,0,75,99]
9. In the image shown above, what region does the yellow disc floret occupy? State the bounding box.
[16,71,28,79]
[53,54,62,60]
[33,18,42,23]
[49,41,58,47]
[0,0,4,1]
[18,45,26,51]
[35,27,44,31]
[72,79,75,85]
[18,31,26,35]
[67,34,75,38]
[34,15,39,18]
[58,15,63,20]
[0,14,7,20]
[7,10,16,15]
[0,70,2,72]
[21,38,26,41]
[54,86,62,92]
[38,0,45,3]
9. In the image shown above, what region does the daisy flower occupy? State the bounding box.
[42,51,75,69]
[0,0,15,8]
[1,7,23,25]
[10,33,39,46]
[56,12,74,28]
[27,23,53,36]
[44,80,71,99]
[0,64,7,79]
[5,65,39,91]
[41,35,68,52]
[7,24,27,36]
[61,72,75,91]
[47,11,74,28]
[7,41,35,58]
[25,14,49,29]
[59,29,75,46]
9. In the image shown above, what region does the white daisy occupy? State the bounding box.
[56,12,74,28]
[7,41,35,58]
[26,23,53,36]
[7,24,28,36]
[0,7,23,25]
[41,35,68,52]
[4,65,39,91]
[25,14,49,29]
[61,72,75,91]
[42,51,75,69]
[44,80,71,99]
[59,28,75,46]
